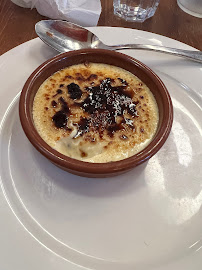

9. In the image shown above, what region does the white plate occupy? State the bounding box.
[0,27,202,270]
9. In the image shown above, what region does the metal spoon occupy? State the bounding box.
[35,20,202,63]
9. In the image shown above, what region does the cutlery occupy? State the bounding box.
[35,20,202,63]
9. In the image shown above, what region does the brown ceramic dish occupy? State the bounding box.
[19,49,173,178]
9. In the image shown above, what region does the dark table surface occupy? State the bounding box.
[1,0,202,56]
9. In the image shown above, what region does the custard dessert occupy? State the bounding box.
[33,63,159,163]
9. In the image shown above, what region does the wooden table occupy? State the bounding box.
[0,0,202,56]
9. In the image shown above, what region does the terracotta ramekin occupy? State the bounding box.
[19,49,173,178]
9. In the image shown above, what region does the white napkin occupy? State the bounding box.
[11,0,102,26]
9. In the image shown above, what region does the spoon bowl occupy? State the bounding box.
[35,20,107,53]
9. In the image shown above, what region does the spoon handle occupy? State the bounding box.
[108,44,202,63]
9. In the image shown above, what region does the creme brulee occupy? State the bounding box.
[33,63,159,163]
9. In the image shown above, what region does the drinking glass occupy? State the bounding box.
[177,0,202,18]
[113,0,160,22]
